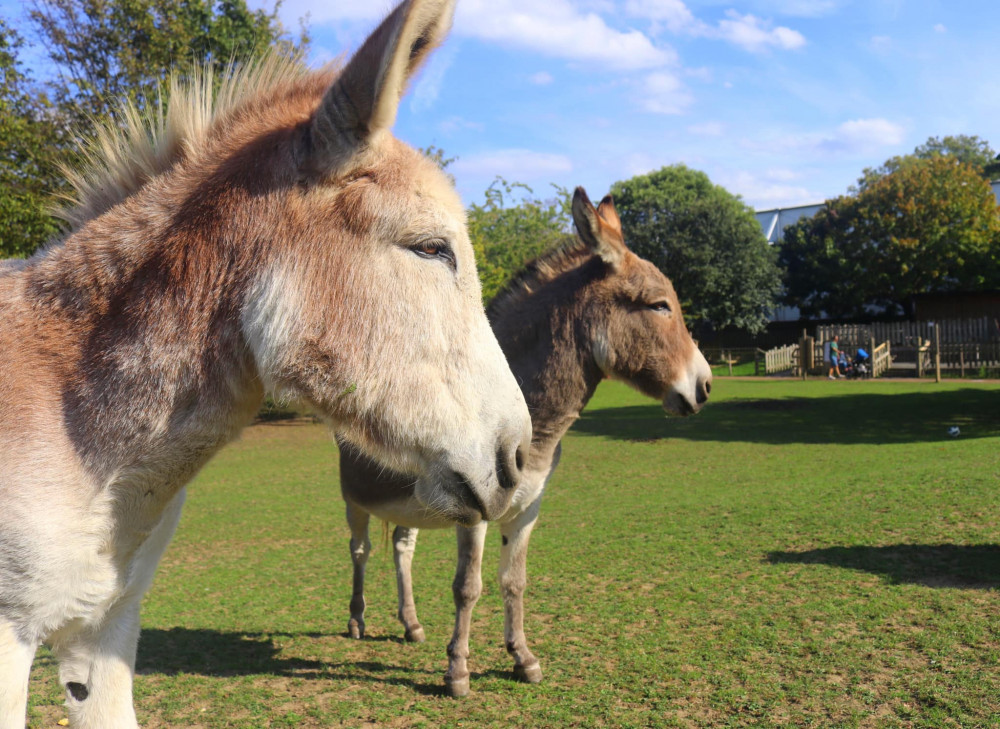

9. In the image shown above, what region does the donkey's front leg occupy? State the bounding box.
[499,496,543,684]
[52,487,187,729]
[0,619,36,729]
[392,525,425,642]
[345,501,371,639]
[52,602,142,729]
[443,520,488,698]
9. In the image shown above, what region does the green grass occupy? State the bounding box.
[710,361,758,377]
[27,380,1000,728]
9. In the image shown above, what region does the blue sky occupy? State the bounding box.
[4,0,999,210]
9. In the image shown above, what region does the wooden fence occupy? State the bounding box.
[872,342,892,378]
[758,339,892,378]
[762,343,797,375]
[816,317,999,347]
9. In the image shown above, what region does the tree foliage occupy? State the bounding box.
[609,165,781,335]
[0,1,306,258]
[28,0,309,126]
[856,134,998,192]
[0,19,62,257]
[780,155,1000,318]
[468,178,573,303]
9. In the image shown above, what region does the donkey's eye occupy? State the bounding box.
[647,301,671,313]
[410,239,456,268]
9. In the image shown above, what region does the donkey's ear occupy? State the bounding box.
[596,195,623,237]
[310,0,456,170]
[572,187,626,267]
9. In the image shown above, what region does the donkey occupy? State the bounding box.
[339,186,713,696]
[0,1,534,726]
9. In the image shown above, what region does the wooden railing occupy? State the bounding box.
[763,343,797,374]
[817,317,999,347]
[872,341,892,378]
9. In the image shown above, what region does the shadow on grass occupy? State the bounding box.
[573,387,1000,444]
[136,628,445,693]
[767,544,1000,589]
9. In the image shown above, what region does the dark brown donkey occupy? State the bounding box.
[339,186,712,696]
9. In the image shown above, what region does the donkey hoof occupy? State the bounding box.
[444,675,470,698]
[348,621,365,640]
[513,663,543,684]
[404,626,426,643]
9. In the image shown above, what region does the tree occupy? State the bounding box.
[0,1,308,258]
[0,18,63,257]
[856,134,997,191]
[468,178,573,303]
[609,165,781,335]
[28,0,309,127]
[780,155,1000,318]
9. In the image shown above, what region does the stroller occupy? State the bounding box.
[850,348,870,378]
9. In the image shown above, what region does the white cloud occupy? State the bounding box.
[722,170,818,208]
[869,35,892,54]
[637,71,693,115]
[933,23,947,33]
[624,0,699,32]
[716,11,806,52]
[688,121,725,136]
[750,0,841,18]
[275,0,387,25]
[456,0,675,70]
[684,66,713,82]
[410,45,455,113]
[529,71,554,85]
[437,116,486,135]
[829,118,905,151]
[742,118,906,159]
[452,149,573,179]
[624,1,806,53]
[277,0,674,70]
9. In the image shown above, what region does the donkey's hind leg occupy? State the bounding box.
[499,495,544,684]
[0,620,36,729]
[443,520,488,698]
[346,501,371,639]
[392,526,425,642]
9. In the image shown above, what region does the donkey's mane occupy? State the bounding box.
[57,53,327,231]
[487,236,596,321]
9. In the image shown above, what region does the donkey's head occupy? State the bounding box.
[572,187,712,416]
[240,0,531,523]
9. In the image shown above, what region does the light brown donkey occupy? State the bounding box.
[0,1,533,726]
[340,187,712,696]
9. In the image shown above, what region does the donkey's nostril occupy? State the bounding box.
[497,447,519,491]
[515,446,525,472]
[705,381,712,395]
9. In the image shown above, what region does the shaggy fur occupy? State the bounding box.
[0,1,532,726]
[339,187,712,696]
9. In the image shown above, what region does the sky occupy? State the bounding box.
[3,0,1000,211]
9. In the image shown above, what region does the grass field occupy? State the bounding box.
[26,379,1000,728]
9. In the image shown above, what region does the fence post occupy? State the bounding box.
[959,345,965,379]
[934,324,941,383]
[870,336,876,378]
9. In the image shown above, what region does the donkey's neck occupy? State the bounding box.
[26,205,265,487]
[489,263,605,465]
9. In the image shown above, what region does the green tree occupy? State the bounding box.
[0,18,62,257]
[28,0,309,126]
[780,155,1000,318]
[609,164,781,334]
[857,134,997,191]
[468,178,573,303]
